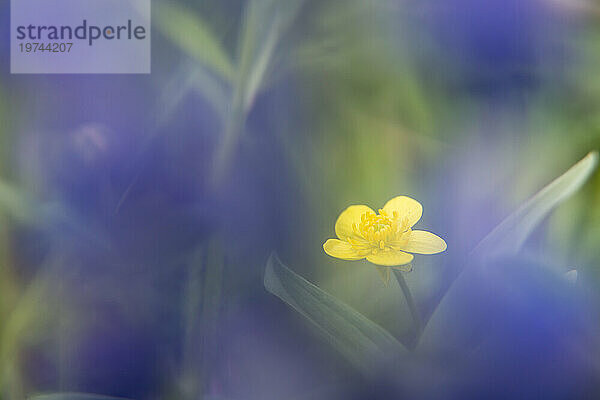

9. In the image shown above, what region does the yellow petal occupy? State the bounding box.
[382,196,422,227]
[335,205,374,240]
[402,230,447,254]
[323,239,364,260]
[366,250,413,266]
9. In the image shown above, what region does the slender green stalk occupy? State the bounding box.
[179,239,224,400]
[392,269,422,349]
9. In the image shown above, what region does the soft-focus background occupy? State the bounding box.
[1,0,600,399]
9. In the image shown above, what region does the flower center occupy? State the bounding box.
[349,209,411,254]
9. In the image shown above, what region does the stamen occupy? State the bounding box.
[354,207,415,254]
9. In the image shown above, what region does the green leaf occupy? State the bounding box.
[264,254,406,376]
[155,2,235,81]
[473,151,598,259]
[419,152,599,353]
[28,393,132,400]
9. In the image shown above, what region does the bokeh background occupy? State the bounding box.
[1,0,600,399]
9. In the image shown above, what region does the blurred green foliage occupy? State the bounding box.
[2,0,600,398]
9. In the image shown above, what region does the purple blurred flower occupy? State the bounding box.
[387,256,600,399]
[419,0,572,94]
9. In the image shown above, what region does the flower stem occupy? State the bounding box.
[392,268,422,349]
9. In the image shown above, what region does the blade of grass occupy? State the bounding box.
[211,0,305,183]
[473,151,598,259]
[421,151,599,351]
[155,2,235,81]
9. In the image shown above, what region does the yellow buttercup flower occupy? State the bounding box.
[323,196,446,268]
